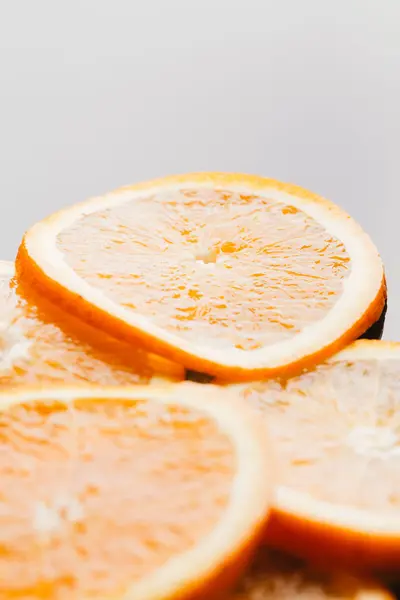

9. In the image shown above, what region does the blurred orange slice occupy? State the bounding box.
[0,261,182,388]
[232,548,394,599]
[0,383,272,599]
[17,173,385,381]
[231,340,400,573]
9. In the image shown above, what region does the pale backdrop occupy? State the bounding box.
[0,0,399,336]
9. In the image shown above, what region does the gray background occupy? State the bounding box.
[1,0,399,336]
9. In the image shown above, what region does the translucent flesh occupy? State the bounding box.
[0,271,180,388]
[239,357,400,513]
[0,396,233,597]
[233,549,374,599]
[57,187,350,352]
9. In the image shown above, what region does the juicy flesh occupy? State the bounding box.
[239,357,400,513]
[57,187,350,352]
[0,396,233,597]
[234,549,367,599]
[0,272,177,387]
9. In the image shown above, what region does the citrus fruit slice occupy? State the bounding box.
[0,382,272,599]
[0,260,183,388]
[16,173,386,381]
[230,340,400,573]
[232,548,394,599]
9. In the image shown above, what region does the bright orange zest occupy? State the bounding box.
[17,173,385,380]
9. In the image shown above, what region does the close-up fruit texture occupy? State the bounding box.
[1,171,399,599]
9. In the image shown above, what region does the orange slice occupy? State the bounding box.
[232,548,394,599]
[230,340,400,573]
[16,173,385,381]
[0,260,183,388]
[0,382,272,599]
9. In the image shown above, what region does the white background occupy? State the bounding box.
[1,0,399,336]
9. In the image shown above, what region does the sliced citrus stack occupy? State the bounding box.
[0,382,272,599]
[16,173,386,381]
[230,340,400,573]
[232,548,394,599]
[0,260,183,388]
